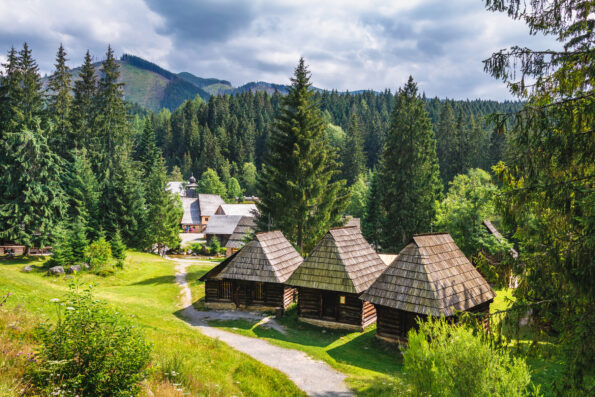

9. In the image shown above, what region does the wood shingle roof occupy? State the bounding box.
[286,227,387,294]
[225,216,256,249]
[202,230,303,283]
[360,233,495,317]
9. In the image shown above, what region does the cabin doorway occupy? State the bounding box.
[321,292,338,320]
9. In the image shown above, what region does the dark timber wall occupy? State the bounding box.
[296,287,376,328]
[204,279,296,310]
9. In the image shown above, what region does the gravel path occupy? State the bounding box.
[173,258,353,397]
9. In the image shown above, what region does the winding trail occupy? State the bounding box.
[173,258,353,397]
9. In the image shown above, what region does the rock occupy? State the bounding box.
[66,265,81,274]
[22,265,34,273]
[48,266,65,275]
[81,263,90,270]
[65,275,73,279]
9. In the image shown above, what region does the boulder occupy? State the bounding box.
[22,265,34,273]
[66,265,81,274]
[81,263,90,270]
[48,266,65,275]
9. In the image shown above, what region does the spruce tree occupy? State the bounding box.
[47,44,73,158]
[63,150,100,236]
[70,217,89,263]
[16,43,45,132]
[169,165,183,181]
[256,58,349,253]
[110,229,126,260]
[342,113,366,186]
[135,118,159,177]
[362,169,383,248]
[435,100,456,184]
[0,127,65,249]
[0,46,19,136]
[70,50,97,152]
[376,77,442,251]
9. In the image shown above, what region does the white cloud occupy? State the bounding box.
[0,0,560,99]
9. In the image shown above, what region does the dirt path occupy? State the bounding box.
[173,258,353,397]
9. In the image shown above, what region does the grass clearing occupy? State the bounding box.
[0,253,304,397]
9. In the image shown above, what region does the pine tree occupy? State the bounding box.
[435,100,456,184]
[144,157,183,254]
[136,118,159,177]
[0,46,19,137]
[0,127,65,249]
[16,43,45,132]
[362,169,383,248]
[256,58,349,253]
[70,217,89,263]
[63,151,100,237]
[169,165,183,181]
[110,229,126,260]
[46,223,74,267]
[47,44,73,158]
[342,113,366,186]
[70,50,97,153]
[376,77,442,251]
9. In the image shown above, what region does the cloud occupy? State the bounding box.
[0,0,560,100]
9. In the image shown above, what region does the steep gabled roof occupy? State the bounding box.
[180,197,200,224]
[202,231,303,283]
[286,227,387,294]
[360,233,495,317]
[216,204,259,217]
[226,216,256,249]
[197,194,225,217]
[204,215,244,236]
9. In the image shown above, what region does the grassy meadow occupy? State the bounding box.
[0,253,304,397]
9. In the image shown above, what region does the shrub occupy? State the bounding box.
[110,230,127,260]
[85,237,112,268]
[45,224,74,268]
[208,236,221,256]
[403,317,533,396]
[187,242,203,255]
[27,286,151,396]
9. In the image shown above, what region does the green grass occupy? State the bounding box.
[0,253,304,397]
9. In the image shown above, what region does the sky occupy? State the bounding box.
[0,0,559,100]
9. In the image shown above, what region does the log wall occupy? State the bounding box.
[297,287,369,327]
[204,279,293,311]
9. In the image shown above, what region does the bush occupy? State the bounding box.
[403,317,533,396]
[187,242,203,255]
[208,236,221,256]
[27,286,151,396]
[110,230,126,260]
[85,237,112,268]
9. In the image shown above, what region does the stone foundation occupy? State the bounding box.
[375,333,407,346]
[205,302,237,310]
[298,317,363,331]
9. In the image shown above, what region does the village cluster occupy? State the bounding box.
[169,176,495,343]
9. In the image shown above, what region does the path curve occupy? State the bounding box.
[173,258,353,397]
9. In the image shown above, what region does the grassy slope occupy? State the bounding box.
[118,62,169,111]
[0,253,304,397]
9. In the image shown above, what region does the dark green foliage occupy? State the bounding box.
[45,224,74,268]
[70,50,97,152]
[70,217,89,263]
[341,113,366,186]
[85,237,112,268]
[28,286,151,396]
[346,175,368,219]
[484,0,594,390]
[197,168,227,196]
[110,229,126,260]
[0,127,65,249]
[208,235,222,255]
[256,58,349,253]
[47,44,73,159]
[0,46,19,137]
[375,77,442,251]
[15,43,45,132]
[135,118,159,177]
[160,78,209,110]
[362,169,383,248]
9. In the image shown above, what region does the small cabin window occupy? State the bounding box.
[339,295,346,304]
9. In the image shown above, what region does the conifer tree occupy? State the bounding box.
[70,50,97,152]
[16,43,45,132]
[376,77,441,251]
[0,46,19,137]
[435,100,457,184]
[342,113,366,186]
[362,169,383,247]
[169,165,183,181]
[136,118,159,177]
[256,58,349,253]
[47,44,73,158]
[0,127,65,250]
[144,157,183,254]
[110,229,126,260]
[70,217,89,263]
[63,150,100,236]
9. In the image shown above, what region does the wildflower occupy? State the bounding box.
[49,298,60,303]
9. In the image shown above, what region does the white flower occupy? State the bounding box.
[49,298,60,303]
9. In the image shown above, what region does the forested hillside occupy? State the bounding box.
[147,89,522,191]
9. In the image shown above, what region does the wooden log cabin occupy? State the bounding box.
[199,231,303,312]
[360,233,496,343]
[286,227,387,331]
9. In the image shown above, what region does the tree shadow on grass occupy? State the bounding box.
[0,256,46,267]
[327,331,403,375]
[132,269,208,286]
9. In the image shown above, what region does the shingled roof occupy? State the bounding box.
[180,197,200,225]
[197,194,226,216]
[286,227,387,294]
[204,215,244,236]
[360,233,495,317]
[216,204,259,217]
[226,216,256,249]
[200,230,303,283]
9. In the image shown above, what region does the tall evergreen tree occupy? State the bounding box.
[0,46,19,137]
[0,127,65,249]
[47,44,73,158]
[256,58,349,253]
[342,113,366,186]
[435,100,457,184]
[15,43,44,132]
[362,169,383,248]
[135,118,159,177]
[70,50,97,152]
[376,77,442,251]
